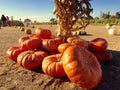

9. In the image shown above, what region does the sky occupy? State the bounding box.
[0,0,120,22]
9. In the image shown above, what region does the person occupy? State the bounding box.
[6,16,11,26]
[1,14,7,26]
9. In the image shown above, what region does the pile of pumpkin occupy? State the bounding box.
[6,27,113,89]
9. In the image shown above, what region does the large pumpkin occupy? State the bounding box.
[67,36,89,49]
[42,37,64,51]
[35,28,52,39]
[92,50,113,63]
[89,38,108,52]
[17,50,48,69]
[62,46,102,89]
[42,54,66,77]
[6,46,23,61]
[20,37,41,51]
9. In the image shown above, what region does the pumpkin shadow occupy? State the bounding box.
[79,33,93,36]
[92,50,120,90]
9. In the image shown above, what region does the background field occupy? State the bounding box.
[0,25,120,90]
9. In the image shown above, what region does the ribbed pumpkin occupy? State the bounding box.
[67,36,89,49]
[62,46,102,89]
[20,37,41,51]
[42,37,64,51]
[17,50,48,69]
[6,46,23,61]
[35,28,52,39]
[42,54,66,77]
[58,43,72,54]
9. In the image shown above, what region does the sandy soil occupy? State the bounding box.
[0,25,120,90]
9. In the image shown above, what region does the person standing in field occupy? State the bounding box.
[1,14,7,27]
[6,16,11,26]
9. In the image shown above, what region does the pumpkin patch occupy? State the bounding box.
[6,26,113,89]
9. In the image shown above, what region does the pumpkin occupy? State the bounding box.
[89,38,108,52]
[67,36,89,49]
[25,29,32,34]
[20,37,41,51]
[35,28,52,39]
[58,43,72,54]
[42,54,66,77]
[19,35,30,45]
[92,50,113,63]
[6,46,23,61]
[62,46,102,89]
[42,37,64,51]
[17,50,48,69]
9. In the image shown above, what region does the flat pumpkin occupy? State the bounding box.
[67,36,89,49]
[62,46,102,89]
[42,54,66,77]
[35,28,52,39]
[17,50,48,69]
[42,37,64,51]
[6,46,23,61]
[20,37,41,51]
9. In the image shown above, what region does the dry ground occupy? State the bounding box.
[0,25,120,90]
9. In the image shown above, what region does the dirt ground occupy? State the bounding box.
[0,25,120,90]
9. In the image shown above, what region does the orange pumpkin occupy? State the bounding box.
[17,50,48,69]
[35,28,52,39]
[58,43,71,54]
[67,36,89,49]
[62,46,102,89]
[19,35,30,45]
[20,37,41,51]
[42,37,64,51]
[89,38,108,52]
[6,46,23,61]
[42,54,66,77]
[25,29,32,34]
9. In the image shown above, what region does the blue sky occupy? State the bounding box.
[0,0,120,22]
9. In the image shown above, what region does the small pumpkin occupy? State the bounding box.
[6,46,23,61]
[58,43,71,54]
[67,36,89,49]
[89,38,108,52]
[25,29,32,34]
[62,46,102,89]
[17,50,48,69]
[42,54,66,77]
[42,37,64,51]
[35,28,52,39]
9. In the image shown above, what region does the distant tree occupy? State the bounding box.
[50,18,57,24]
[24,18,31,23]
[115,12,120,19]
[100,11,111,19]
